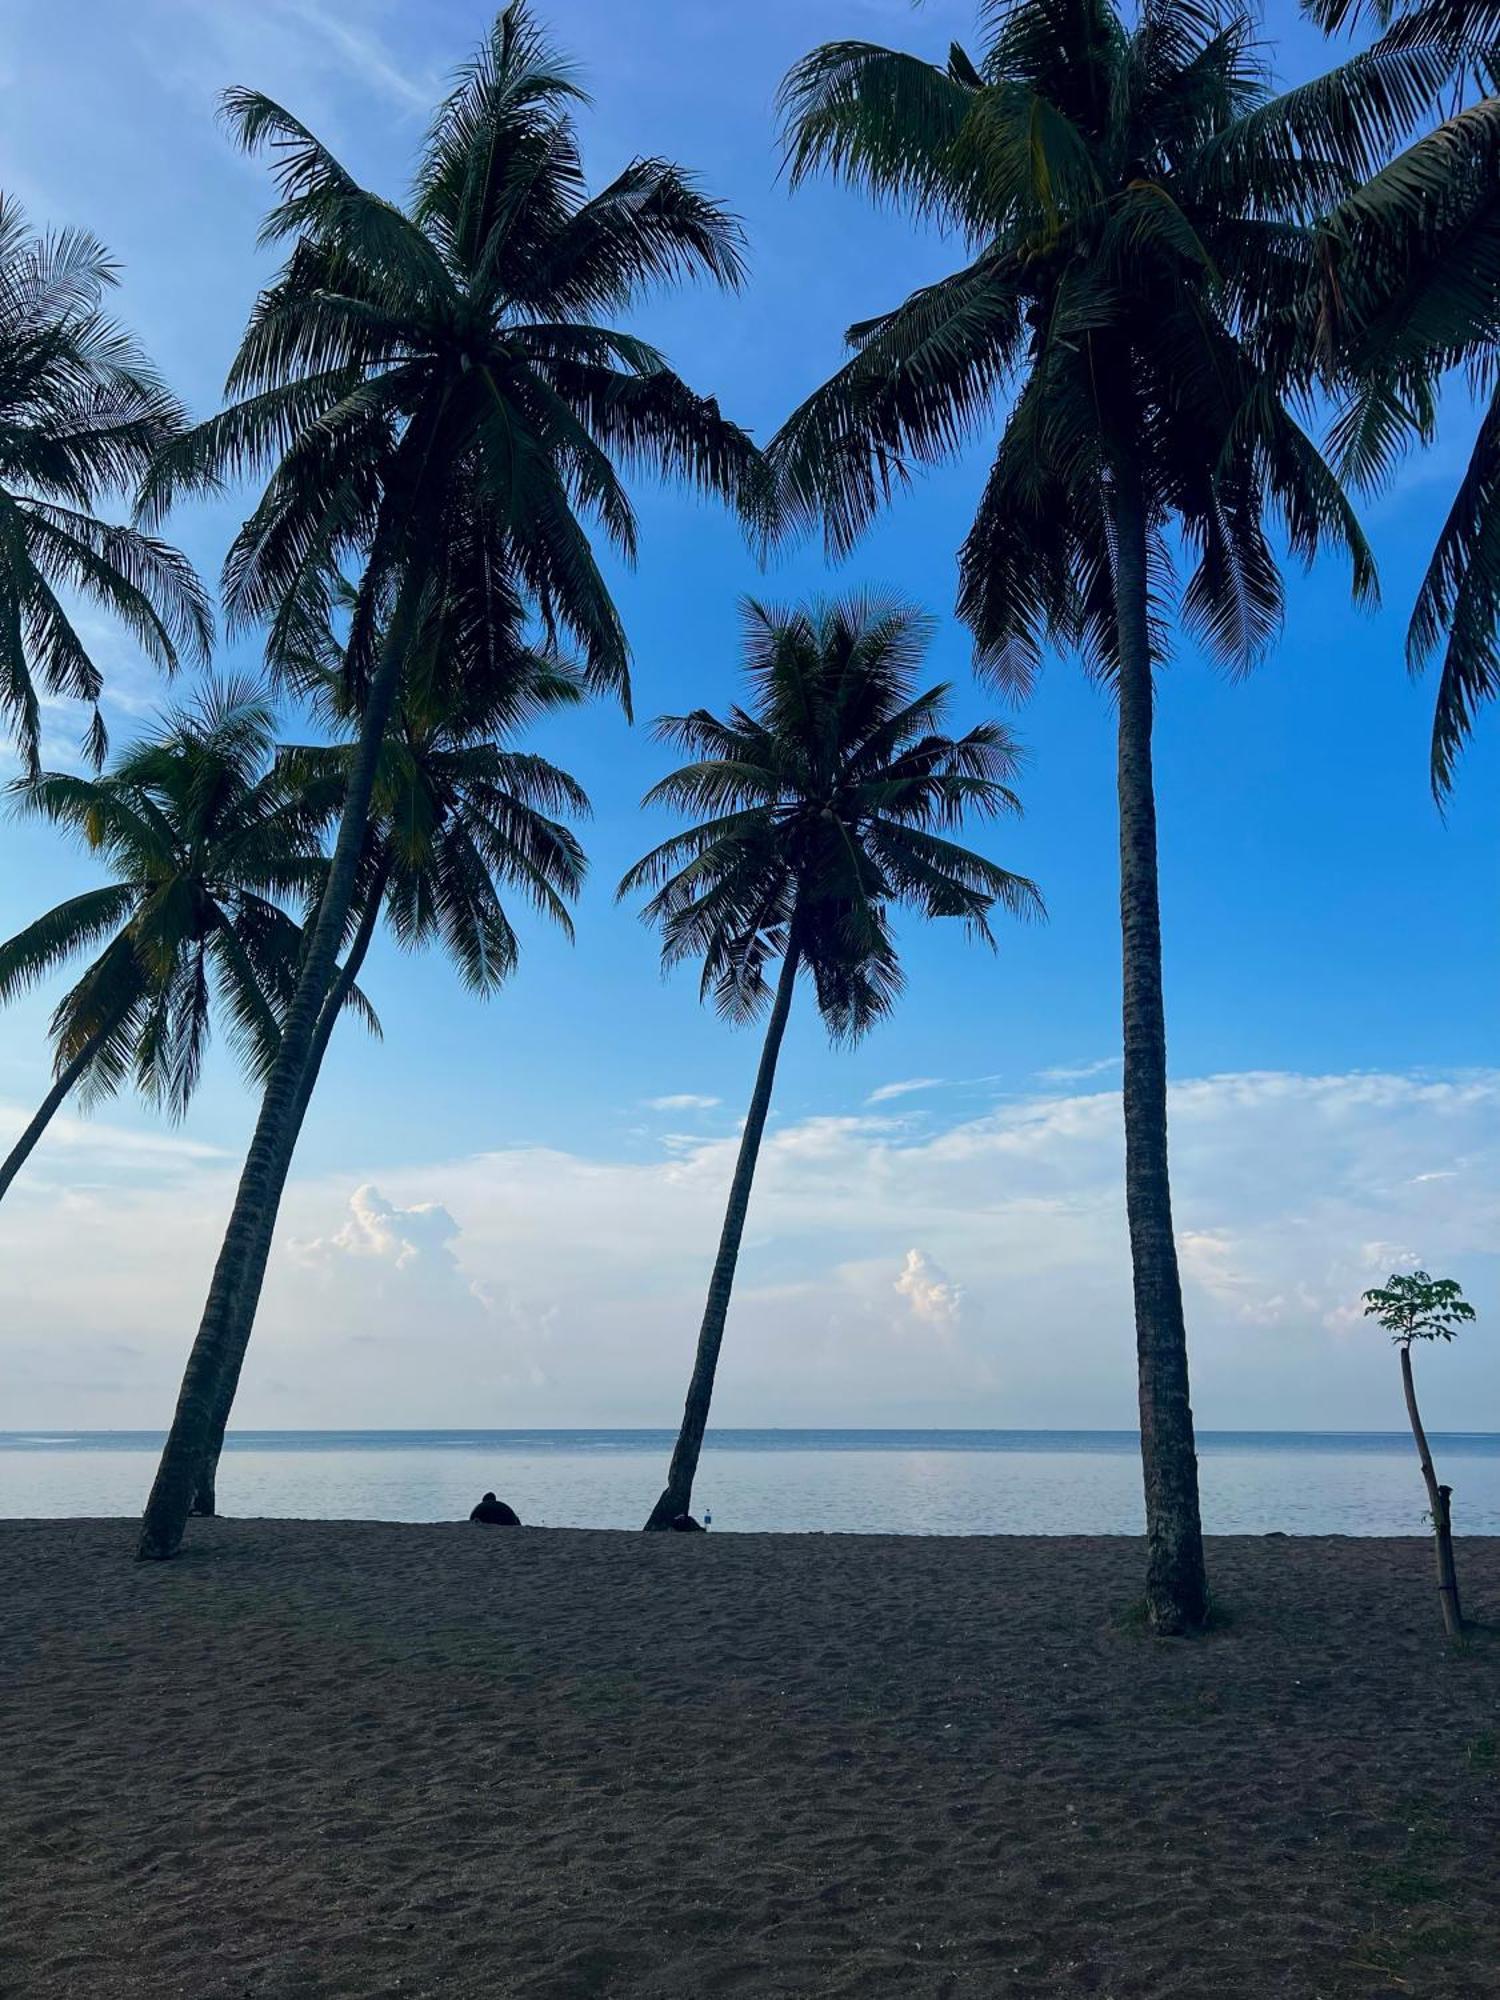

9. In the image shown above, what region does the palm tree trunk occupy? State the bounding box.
[1399,1340,1463,1637]
[138,580,425,1560]
[0,1028,107,1206]
[1110,458,1209,1635]
[644,935,801,1530]
[190,862,391,1518]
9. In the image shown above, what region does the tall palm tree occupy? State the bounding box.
[771,0,1400,1630]
[135,3,758,1559]
[1301,0,1500,794]
[621,594,1040,1531]
[189,616,589,1517]
[0,195,210,773]
[0,680,345,1203]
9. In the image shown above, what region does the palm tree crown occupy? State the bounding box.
[772,0,1393,674]
[0,679,334,1120]
[138,1,759,709]
[280,609,590,992]
[621,594,1041,1036]
[0,196,212,773]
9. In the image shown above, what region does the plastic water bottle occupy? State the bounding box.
[703,1508,712,1530]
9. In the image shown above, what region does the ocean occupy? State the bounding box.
[3,1428,1498,1535]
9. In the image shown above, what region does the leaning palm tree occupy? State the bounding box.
[188,613,589,1518]
[621,594,1040,1531]
[0,195,211,772]
[0,679,344,1203]
[135,2,758,1559]
[771,0,1404,1629]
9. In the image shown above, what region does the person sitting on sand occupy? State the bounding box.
[469,1492,521,1526]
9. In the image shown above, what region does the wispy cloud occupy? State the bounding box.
[0,1099,227,1171]
[644,1093,721,1112]
[1036,1057,1121,1084]
[865,1077,945,1104]
[283,0,434,113]
[148,0,439,155]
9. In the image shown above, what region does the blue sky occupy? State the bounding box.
[0,0,1495,1435]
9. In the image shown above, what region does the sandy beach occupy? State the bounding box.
[5,1522,1498,1999]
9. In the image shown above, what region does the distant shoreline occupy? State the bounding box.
[5,1425,1499,1449]
[12,1429,1498,1537]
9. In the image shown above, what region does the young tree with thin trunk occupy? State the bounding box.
[191,620,589,1516]
[771,0,1399,1629]
[621,594,1041,1531]
[0,196,210,774]
[132,3,759,1561]
[0,681,346,1205]
[1363,1269,1477,1638]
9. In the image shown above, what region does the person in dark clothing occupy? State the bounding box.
[469,1492,521,1525]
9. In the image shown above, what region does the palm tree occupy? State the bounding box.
[771,0,1397,1630]
[0,680,344,1203]
[135,2,758,1558]
[621,594,1040,1531]
[1300,0,1500,794]
[0,195,211,773]
[189,616,589,1517]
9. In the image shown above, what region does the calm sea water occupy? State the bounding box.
[2,1429,1498,1535]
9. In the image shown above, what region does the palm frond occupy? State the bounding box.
[1409,376,1500,793]
[0,885,139,1005]
[778,41,984,230]
[0,197,200,768]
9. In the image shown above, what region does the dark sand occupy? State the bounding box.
[4,1522,1499,1998]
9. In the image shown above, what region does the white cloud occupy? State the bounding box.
[293,1183,461,1273]
[0,1098,227,1177]
[866,1077,946,1104]
[157,0,438,125]
[280,0,434,113]
[894,1248,964,1327]
[1035,1056,1121,1083]
[1,1067,1496,1432]
[643,1094,721,1112]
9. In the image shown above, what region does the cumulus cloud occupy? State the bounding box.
[643,1094,721,1112]
[894,1248,964,1327]
[294,1184,461,1273]
[1,1067,1495,1432]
